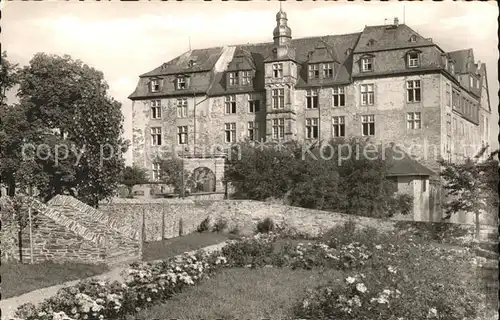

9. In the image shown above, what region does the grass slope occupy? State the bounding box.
[0,262,109,298]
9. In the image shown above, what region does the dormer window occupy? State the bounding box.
[176,76,187,90]
[450,63,455,74]
[322,63,333,78]
[407,51,420,68]
[272,63,283,78]
[409,35,417,43]
[241,71,252,86]
[150,79,160,92]
[361,57,373,72]
[188,59,197,68]
[367,39,376,47]
[228,72,239,86]
[308,64,320,79]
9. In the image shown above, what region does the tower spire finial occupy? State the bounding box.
[279,0,282,11]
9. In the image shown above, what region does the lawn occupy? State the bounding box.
[135,267,346,320]
[0,262,108,298]
[142,232,230,261]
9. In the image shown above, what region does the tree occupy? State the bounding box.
[0,51,19,106]
[225,138,412,218]
[159,154,193,197]
[439,146,499,239]
[121,165,148,197]
[0,194,39,262]
[15,53,128,207]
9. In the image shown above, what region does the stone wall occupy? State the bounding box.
[1,196,141,266]
[99,198,481,243]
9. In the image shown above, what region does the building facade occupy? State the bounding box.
[129,10,491,221]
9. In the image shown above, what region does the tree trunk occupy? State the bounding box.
[18,229,23,263]
[475,210,480,240]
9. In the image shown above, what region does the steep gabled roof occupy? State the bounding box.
[447,49,477,74]
[354,24,434,53]
[207,32,361,95]
[226,47,256,71]
[140,47,224,77]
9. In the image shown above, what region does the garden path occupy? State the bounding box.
[0,242,228,320]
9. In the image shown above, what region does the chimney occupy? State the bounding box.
[394,17,399,26]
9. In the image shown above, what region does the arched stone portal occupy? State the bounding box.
[191,167,216,193]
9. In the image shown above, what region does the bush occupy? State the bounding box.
[225,139,415,219]
[196,217,210,233]
[221,233,279,268]
[256,217,275,234]
[294,227,482,320]
[212,218,228,233]
[228,224,240,235]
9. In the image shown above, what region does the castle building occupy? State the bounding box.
[129,10,492,222]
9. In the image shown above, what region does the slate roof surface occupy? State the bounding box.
[140,47,224,77]
[354,24,434,53]
[447,49,477,74]
[383,145,435,177]
[130,22,479,101]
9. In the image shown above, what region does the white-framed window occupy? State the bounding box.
[407,112,421,130]
[361,115,375,136]
[409,35,417,43]
[228,72,239,86]
[176,98,188,118]
[272,63,283,78]
[407,80,421,102]
[360,84,374,106]
[224,122,236,143]
[225,95,236,114]
[332,116,345,137]
[248,121,259,141]
[422,178,427,192]
[176,77,186,90]
[272,88,285,109]
[150,79,160,92]
[305,118,319,139]
[152,163,161,181]
[407,52,420,68]
[361,57,373,72]
[177,126,188,145]
[151,100,161,119]
[272,118,285,140]
[308,64,320,79]
[306,89,319,109]
[151,127,162,146]
[322,63,333,78]
[332,87,345,107]
[241,71,251,85]
[248,99,260,113]
[453,118,457,135]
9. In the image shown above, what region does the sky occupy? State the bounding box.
[2,0,498,165]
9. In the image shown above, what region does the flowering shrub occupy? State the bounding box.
[14,250,229,320]
[294,229,483,320]
[12,228,484,320]
[221,233,280,267]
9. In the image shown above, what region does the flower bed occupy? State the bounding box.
[13,224,488,320]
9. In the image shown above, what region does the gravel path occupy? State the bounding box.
[0,242,227,320]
